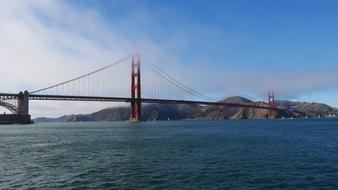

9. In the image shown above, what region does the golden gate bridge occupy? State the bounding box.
[0,54,303,124]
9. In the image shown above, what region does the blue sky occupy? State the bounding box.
[69,0,338,102]
[71,0,338,70]
[1,0,338,116]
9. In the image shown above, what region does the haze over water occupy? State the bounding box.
[1,120,337,189]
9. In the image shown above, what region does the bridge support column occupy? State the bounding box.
[130,55,141,122]
[16,91,31,124]
[268,90,276,119]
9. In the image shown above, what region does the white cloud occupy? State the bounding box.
[0,0,167,117]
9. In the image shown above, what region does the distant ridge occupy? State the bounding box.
[220,96,254,104]
[34,96,338,122]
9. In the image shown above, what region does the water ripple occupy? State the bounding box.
[0,120,338,189]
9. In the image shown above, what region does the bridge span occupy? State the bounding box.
[0,54,303,124]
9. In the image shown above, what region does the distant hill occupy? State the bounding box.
[33,96,338,122]
[275,100,338,117]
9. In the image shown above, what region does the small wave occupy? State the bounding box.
[31,142,55,147]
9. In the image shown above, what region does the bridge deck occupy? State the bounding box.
[27,94,285,112]
[0,93,297,113]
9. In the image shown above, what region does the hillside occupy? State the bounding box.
[275,100,338,117]
[34,96,338,122]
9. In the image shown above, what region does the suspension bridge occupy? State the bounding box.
[0,54,302,124]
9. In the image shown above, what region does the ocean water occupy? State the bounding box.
[0,119,337,189]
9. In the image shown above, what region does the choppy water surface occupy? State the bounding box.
[0,119,338,189]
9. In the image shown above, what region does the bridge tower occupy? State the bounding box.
[16,90,31,123]
[130,54,141,122]
[268,90,276,119]
[17,91,29,115]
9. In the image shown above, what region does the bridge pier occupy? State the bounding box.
[130,55,142,122]
[17,91,29,115]
[16,91,31,124]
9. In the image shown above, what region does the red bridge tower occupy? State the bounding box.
[130,54,141,121]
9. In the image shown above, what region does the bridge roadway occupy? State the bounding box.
[0,93,294,113]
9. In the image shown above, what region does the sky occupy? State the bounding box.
[1,0,338,117]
